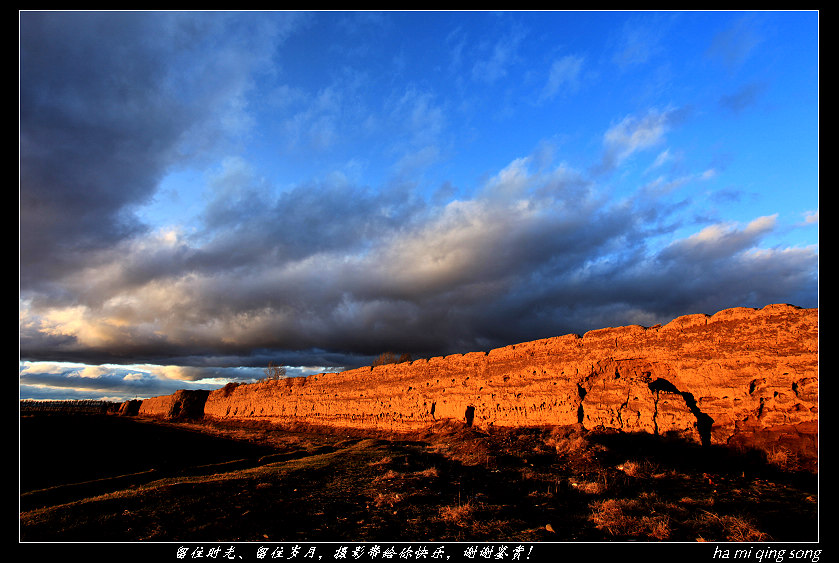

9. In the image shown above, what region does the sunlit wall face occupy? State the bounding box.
[19,11,819,401]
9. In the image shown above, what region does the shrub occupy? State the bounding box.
[371,352,413,367]
[588,493,673,540]
[263,362,287,380]
[439,499,476,523]
[373,492,403,508]
[764,445,800,471]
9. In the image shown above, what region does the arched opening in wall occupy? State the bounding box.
[430,402,436,419]
[577,383,587,424]
[464,405,475,427]
[647,378,714,447]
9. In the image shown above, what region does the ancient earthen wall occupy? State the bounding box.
[141,304,818,453]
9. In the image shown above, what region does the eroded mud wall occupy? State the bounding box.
[142,304,818,451]
[138,389,209,420]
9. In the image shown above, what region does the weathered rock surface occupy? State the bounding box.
[140,304,818,458]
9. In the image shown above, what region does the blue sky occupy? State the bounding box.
[19,11,818,402]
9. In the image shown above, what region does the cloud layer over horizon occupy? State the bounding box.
[20,11,818,401]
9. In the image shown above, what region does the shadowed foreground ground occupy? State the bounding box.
[20,414,818,544]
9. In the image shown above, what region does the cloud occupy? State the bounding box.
[541,55,585,100]
[718,81,768,114]
[660,215,778,263]
[699,169,717,181]
[471,25,526,83]
[597,108,679,172]
[281,85,346,151]
[706,16,762,70]
[19,134,818,375]
[611,16,667,69]
[19,11,300,290]
[387,87,447,150]
[650,149,673,170]
[18,361,235,401]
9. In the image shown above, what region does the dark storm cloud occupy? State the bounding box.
[19,149,818,374]
[19,11,299,289]
[21,12,182,284]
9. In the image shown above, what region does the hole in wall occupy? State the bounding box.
[464,405,475,427]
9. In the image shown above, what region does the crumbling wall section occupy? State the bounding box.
[118,399,142,416]
[138,389,210,420]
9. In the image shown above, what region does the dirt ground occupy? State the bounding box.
[20,414,818,545]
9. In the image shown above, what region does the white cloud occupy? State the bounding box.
[699,168,717,181]
[471,26,526,83]
[650,149,672,170]
[663,214,778,262]
[541,55,584,100]
[390,87,446,148]
[611,17,665,69]
[601,108,674,170]
[78,366,110,378]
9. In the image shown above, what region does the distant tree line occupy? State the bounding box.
[20,399,121,415]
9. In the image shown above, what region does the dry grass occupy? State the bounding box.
[545,426,591,457]
[589,492,770,543]
[413,467,439,479]
[568,478,607,495]
[438,499,477,523]
[372,491,404,508]
[764,445,801,472]
[616,458,666,478]
[616,460,642,476]
[369,455,393,467]
[20,416,817,543]
[373,469,401,482]
[691,511,770,542]
[588,493,674,540]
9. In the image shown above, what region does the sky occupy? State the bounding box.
[19,10,818,402]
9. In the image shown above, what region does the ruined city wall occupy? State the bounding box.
[141,304,818,453]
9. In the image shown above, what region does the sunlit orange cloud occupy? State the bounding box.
[675,215,777,251]
[146,365,213,382]
[36,305,138,348]
[41,313,119,349]
[77,365,110,378]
